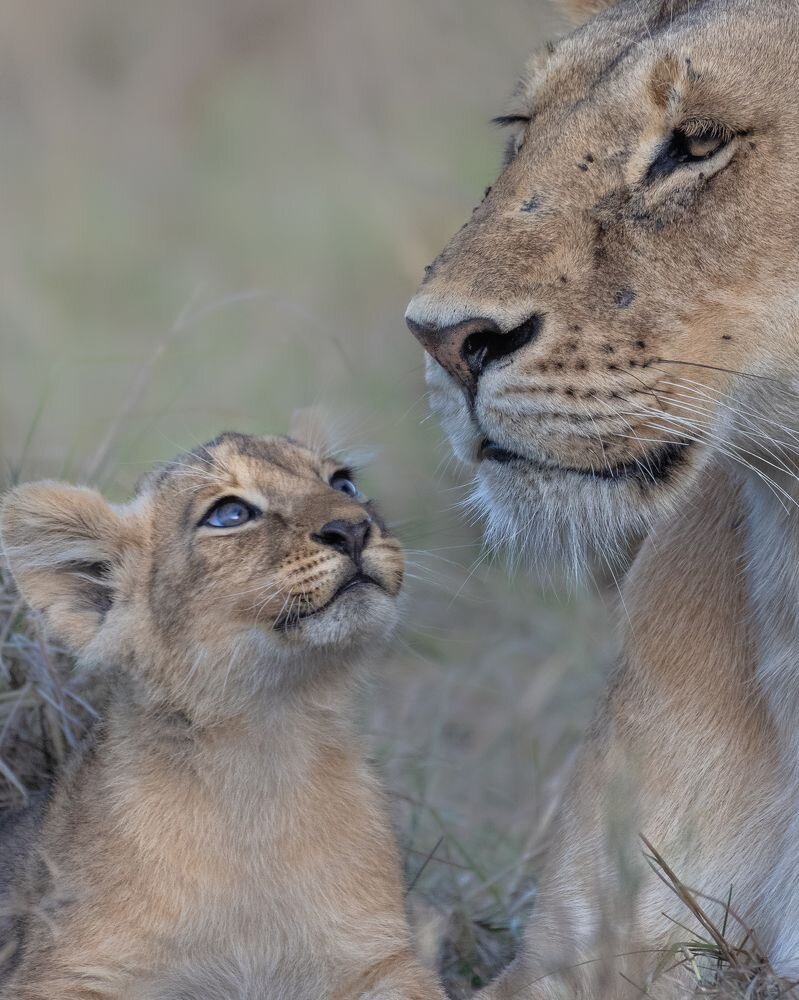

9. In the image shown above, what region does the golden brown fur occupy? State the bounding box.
[0,430,445,1000]
[406,0,799,994]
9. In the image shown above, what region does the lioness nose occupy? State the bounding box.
[406,314,540,398]
[314,518,371,565]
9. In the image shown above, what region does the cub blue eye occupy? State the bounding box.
[202,498,256,528]
[330,474,359,497]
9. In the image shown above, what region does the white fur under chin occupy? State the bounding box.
[470,460,685,585]
[295,586,401,649]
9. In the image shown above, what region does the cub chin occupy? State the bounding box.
[0,429,445,1000]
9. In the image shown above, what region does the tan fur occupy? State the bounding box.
[558,0,619,23]
[406,0,799,994]
[0,431,445,1000]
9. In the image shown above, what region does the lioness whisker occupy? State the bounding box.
[614,420,797,512]
[632,400,796,478]
[647,394,797,474]
[656,358,799,400]
[663,377,799,448]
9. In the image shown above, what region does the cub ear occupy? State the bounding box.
[0,482,135,653]
[555,0,623,23]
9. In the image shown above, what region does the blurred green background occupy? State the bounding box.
[0,2,616,991]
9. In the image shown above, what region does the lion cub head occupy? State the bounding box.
[1,429,404,719]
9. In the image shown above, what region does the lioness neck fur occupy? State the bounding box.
[406,0,799,994]
[0,430,444,1000]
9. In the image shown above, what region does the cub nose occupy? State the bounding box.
[313,518,372,565]
[406,313,541,398]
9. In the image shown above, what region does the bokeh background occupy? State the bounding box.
[0,2,617,992]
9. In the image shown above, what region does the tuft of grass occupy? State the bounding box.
[405,838,534,994]
[0,560,98,812]
[642,837,798,999]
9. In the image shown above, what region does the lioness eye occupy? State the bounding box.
[674,126,727,160]
[683,131,725,158]
[649,125,731,179]
[330,472,360,498]
[201,497,258,528]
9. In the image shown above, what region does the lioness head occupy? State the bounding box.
[0,430,404,718]
[407,0,799,573]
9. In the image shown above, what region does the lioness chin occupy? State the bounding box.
[0,428,444,1000]
[407,0,799,995]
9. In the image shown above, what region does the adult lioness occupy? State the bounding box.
[407,0,799,996]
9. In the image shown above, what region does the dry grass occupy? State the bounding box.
[641,839,798,999]
[0,561,97,812]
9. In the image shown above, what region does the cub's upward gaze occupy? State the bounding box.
[0,430,444,1000]
[408,0,799,996]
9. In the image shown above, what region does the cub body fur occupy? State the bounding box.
[0,431,444,1000]
[406,0,799,995]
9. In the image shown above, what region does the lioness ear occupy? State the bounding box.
[555,0,623,23]
[0,482,134,652]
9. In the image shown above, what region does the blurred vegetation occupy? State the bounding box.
[0,2,627,993]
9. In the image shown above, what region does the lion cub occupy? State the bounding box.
[0,430,445,1000]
